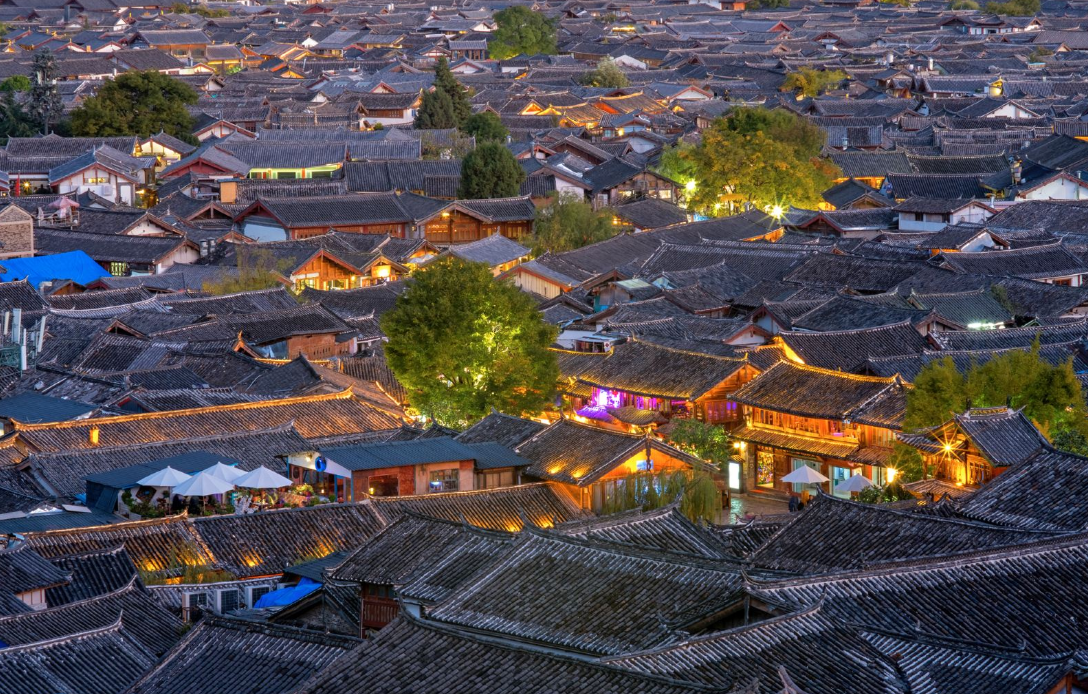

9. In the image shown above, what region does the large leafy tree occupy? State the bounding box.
[458,142,525,199]
[461,111,508,142]
[780,67,848,97]
[71,70,198,140]
[0,91,40,143]
[577,58,629,88]
[904,341,1088,442]
[488,6,557,60]
[27,51,63,135]
[415,57,471,130]
[380,258,558,427]
[683,107,839,214]
[532,193,617,254]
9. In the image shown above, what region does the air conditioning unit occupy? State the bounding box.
[245,584,274,608]
[213,587,241,614]
[182,591,208,621]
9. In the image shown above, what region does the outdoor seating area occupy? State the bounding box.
[109,461,308,518]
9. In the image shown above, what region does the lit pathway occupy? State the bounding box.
[718,493,790,525]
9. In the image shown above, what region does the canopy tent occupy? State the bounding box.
[781,466,830,484]
[205,462,246,483]
[136,466,192,488]
[836,474,875,493]
[233,466,292,489]
[172,470,235,497]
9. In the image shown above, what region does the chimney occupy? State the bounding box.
[89,426,100,446]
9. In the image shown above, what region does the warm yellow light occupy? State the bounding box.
[685,180,696,193]
[374,265,391,278]
[368,487,375,494]
[942,443,953,452]
[887,468,898,482]
[770,204,785,219]
[548,465,561,474]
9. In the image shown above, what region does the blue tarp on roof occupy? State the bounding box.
[255,577,320,608]
[0,250,107,287]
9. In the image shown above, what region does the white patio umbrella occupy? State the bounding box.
[172,470,236,497]
[836,474,875,494]
[205,462,246,483]
[780,466,830,485]
[136,466,191,488]
[233,466,292,490]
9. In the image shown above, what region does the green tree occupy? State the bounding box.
[985,0,1039,13]
[380,258,558,427]
[780,67,848,98]
[0,88,38,143]
[489,6,557,61]
[458,142,525,199]
[71,70,198,141]
[415,57,471,130]
[27,51,63,135]
[904,342,1088,444]
[684,107,840,214]
[655,141,699,201]
[462,111,508,142]
[950,0,979,7]
[667,419,733,467]
[904,356,967,430]
[1028,46,1054,62]
[746,0,790,8]
[577,58,630,88]
[0,75,30,93]
[531,193,617,254]
[202,249,293,295]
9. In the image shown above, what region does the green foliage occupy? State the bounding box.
[780,67,848,97]
[667,419,733,467]
[202,248,294,295]
[489,6,557,60]
[1052,428,1088,457]
[577,58,630,88]
[684,107,840,214]
[461,111,508,142]
[172,2,229,16]
[681,474,722,524]
[904,356,967,430]
[950,0,980,8]
[458,142,525,199]
[0,75,30,93]
[879,0,912,6]
[415,57,472,130]
[857,480,911,504]
[904,341,1088,442]
[599,470,721,523]
[380,258,559,427]
[889,442,926,483]
[1028,46,1054,62]
[655,141,699,196]
[70,70,198,141]
[531,193,617,254]
[27,51,63,135]
[990,284,1018,315]
[746,0,790,9]
[421,130,475,160]
[985,0,1039,14]
[0,91,39,143]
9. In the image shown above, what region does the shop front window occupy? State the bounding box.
[757,451,775,487]
[428,468,459,493]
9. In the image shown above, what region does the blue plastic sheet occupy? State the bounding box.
[254,577,320,608]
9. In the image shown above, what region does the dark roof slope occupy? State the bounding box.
[425,529,744,655]
[748,494,1057,573]
[295,615,707,694]
[127,617,359,694]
